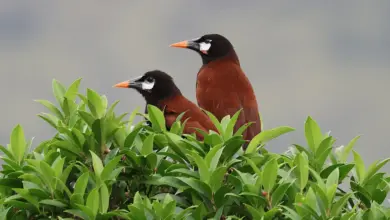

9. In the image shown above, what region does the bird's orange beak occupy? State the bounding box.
[170,40,189,48]
[113,80,130,88]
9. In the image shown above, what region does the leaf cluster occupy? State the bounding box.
[0,79,390,220]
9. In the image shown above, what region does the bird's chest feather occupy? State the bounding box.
[196,64,238,96]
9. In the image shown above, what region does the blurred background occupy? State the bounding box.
[0,2,389,170]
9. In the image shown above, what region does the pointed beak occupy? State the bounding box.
[170,40,200,51]
[170,40,189,48]
[114,75,143,89]
[113,80,130,88]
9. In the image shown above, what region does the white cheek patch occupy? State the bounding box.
[142,81,155,90]
[199,42,211,54]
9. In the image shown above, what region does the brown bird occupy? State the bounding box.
[170,34,261,148]
[113,70,217,141]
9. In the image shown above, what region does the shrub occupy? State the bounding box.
[0,78,390,220]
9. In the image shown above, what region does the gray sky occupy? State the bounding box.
[1,1,390,171]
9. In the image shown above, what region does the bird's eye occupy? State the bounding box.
[145,77,154,83]
[205,39,212,43]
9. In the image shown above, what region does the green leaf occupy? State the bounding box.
[87,88,106,118]
[90,151,104,177]
[164,132,188,161]
[101,155,123,181]
[40,199,67,208]
[99,183,109,214]
[40,160,55,187]
[326,168,339,189]
[124,126,142,148]
[295,152,309,192]
[210,166,228,193]
[330,193,353,216]
[52,156,65,178]
[271,181,294,207]
[234,122,254,137]
[12,188,39,210]
[205,144,223,172]
[316,147,332,171]
[339,135,361,162]
[204,110,223,135]
[52,79,66,106]
[35,99,64,119]
[65,78,82,101]
[78,110,95,126]
[353,150,365,183]
[176,205,198,219]
[176,177,212,199]
[10,124,27,164]
[147,104,166,132]
[246,126,295,154]
[316,136,332,156]
[86,187,100,217]
[363,158,390,185]
[73,172,89,203]
[311,183,329,211]
[244,203,264,219]
[0,178,23,188]
[372,188,387,204]
[189,153,210,183]
[305,116,323,152]
[262,158,278,192]
[38,113,59,128]
[0,144,15,160]
[92,119,102,146]
[224,109,242,140]
[50,140,81,156]
[141,134,154,156]
[282,206,301,220]
[326,168,339,202]
[65,209,91,220]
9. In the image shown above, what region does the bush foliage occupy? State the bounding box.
[1,78,390,220]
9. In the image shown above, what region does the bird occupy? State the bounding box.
[170,34,262,149]
[113,70,217,141]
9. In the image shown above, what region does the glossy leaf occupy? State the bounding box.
[147,104,166,132]
[339,135,361,162]
[10,124,27,164]
[35,99,64,119]
[330,193,353,216]
[246,126,295,153]
[87,88,106,118]
[90,150,104,177]
[86,187,100,217]
[40,199,67,208]
[52,79,66,106]
[101,155,123,181]
[353,150,365,183]
[295,152,309,192]
[100,183,109,214]
[223,109,242,140]
[141,134,154,156]
[262,158,278,193]
[65,78,82,101]
[304,116,322,152]
[189,153,210,183]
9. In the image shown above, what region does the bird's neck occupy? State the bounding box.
[143,89,182,108]
[201,49,240,65]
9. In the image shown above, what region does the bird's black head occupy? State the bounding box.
[114,70,181,106]
[170,34,236,64]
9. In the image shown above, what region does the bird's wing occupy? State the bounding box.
[161,97,216,140]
